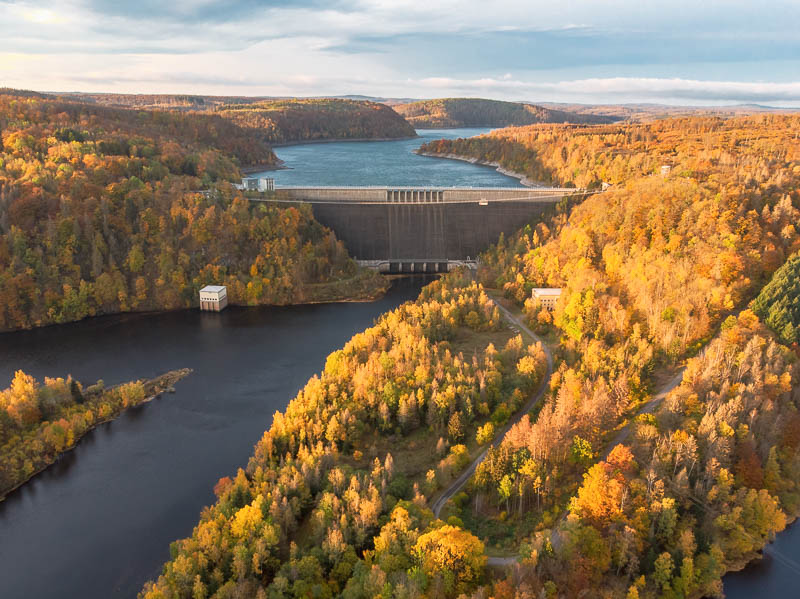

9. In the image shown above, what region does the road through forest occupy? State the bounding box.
[430,300,553,531]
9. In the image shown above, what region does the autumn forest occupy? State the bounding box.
[135,114,799,599]
[1,90,799,599]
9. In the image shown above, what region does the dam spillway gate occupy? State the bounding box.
[252,186,584,273]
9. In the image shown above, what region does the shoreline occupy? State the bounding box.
[414,150,552,188]
[242,135,420,174]
[0,280,392,336]
[0,368,192,502]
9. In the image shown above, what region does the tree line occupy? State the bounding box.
[214,99,416,144]
[394,98,617,129]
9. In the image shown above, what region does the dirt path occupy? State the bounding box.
[431,301,554,518]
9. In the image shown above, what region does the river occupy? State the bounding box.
[0,129,794,598]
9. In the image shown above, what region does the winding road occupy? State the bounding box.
[431,301,554,519]
[481,355,689,567]
[432,299,695,568]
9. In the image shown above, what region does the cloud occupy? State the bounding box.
[1,0,799,105]
[408,76,800,105]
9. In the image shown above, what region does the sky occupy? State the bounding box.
[1,0,800,106]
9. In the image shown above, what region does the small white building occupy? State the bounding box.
[660,165,672,176]
[199,285,228,312]
[532,288,562,311]
[235,177,275,192]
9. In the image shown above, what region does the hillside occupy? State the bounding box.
[214,98,417,144]
[59,94,418,144]
[538,101,800,122]
[394,97,619,128]
[140,115,800,599]
[425,115,800,596]
[0,93,385,331]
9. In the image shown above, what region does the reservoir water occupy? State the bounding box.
[0,279,429,598]
[258,128,527,188]
[0,129,794,597]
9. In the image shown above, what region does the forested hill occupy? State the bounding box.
[213,98,417,144]
[141,115,800,599]
[60,94,418,144]
[394,97,619,128]
[0,93,385,331]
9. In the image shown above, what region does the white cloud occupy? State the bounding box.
[1,0,799,105]
[409,76,800,104]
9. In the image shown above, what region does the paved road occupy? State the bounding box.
[431,301,554,519]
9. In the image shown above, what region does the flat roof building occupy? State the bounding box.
[532,288,562,311]
[235,177,275,192]
[199,285,228,312]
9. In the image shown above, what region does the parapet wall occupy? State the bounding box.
[279,186,572,204]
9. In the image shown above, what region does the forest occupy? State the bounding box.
[0,92,386,332]
[0,368,190,499]
[139,114,800,599]
[139,276,548,599]
[394,98,617,129]
[213,99,417,144]
[422,115,800,597]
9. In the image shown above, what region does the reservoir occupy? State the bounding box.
[260,128,527,187]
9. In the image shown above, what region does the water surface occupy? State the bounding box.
[723,520,800,597]
[0,279,427,599]
[257,128,525,188]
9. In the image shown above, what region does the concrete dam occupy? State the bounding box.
[256,186,582,273]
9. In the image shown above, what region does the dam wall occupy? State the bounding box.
[310,199,553,262]
[251,186,581,272]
